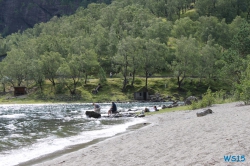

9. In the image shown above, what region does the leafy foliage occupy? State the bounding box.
[190,88,215,110]
[0,0,250,105]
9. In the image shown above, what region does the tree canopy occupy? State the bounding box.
[0,0,250,101]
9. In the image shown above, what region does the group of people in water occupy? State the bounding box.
[92,102,159,116]
[93,102,118,116]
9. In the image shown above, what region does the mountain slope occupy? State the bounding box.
[0,0,111,36]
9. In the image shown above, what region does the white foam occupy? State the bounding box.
[5,124,17,130]
[0,114,26,119]
[0,118,146,166]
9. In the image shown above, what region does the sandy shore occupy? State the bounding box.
[34,102,250,166]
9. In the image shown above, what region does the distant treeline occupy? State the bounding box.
[0,0,250,102]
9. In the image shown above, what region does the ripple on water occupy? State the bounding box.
[0,102,174,166]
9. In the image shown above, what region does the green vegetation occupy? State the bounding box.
[0,77,174,103]
[145,105,190,116]
[0,0,250,106]
[0,77,233,108]
[189,88,234,109]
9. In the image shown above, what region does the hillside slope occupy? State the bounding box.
[0,0,110,36]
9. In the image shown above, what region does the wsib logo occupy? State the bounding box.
[224,155,245,162]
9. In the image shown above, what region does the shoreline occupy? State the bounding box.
[18,123,150,166]
[0,100,180,104]
[31,101,250,166]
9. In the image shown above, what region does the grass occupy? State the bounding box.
[0,76,233,105]
[144,105,190,116]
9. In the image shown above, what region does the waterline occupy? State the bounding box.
[0,102,172,166]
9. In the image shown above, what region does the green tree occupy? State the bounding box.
[230,21,250,58]
[91,25,111,72]
[171,17,199,39]
[1,49,29,87]
[221,21,250,84]
[56,56,81,95]
[196,0,249,23]
[138,38,168,91]
[0,36,8,56]
[0,63,8,92]
[171,36,199,89]
[228,16,247,39]
[235,58,250,104]
[128,37,144,86]
[144,0,181,20]
[221,49,246,84]
[30,60,45,91]
[195,16,230,47]
[79,50,99,85]
[113,39,130,91]
[113,36,142,91]
[41,51,64,88]
[196,37,221,83]
[143,17,172,44]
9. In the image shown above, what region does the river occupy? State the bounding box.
[0,102,174,166]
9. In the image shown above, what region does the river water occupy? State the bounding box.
[0,102,173,166]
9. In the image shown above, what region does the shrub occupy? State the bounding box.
[55,83,65,94]
[98,67,107,84]
[200,88,215,107]
[235,61,250,104]
[190,88,215,109]
[134,78,142,85]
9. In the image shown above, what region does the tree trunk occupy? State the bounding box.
[65,84,75,96]
[177,76,181,89]
[74,79,77,95]
[17,77,22,86]
[145,71,148,91]
[84,73,88,85]
[37,79,43,91]
[122,57,128,92]
[122,69,128,92]
[247,11,250,20]
[2,83,5,93]
[177,75,185,89]
[131,70,136,86]
[51,79,56,87]
[39,83,43,92]
[122,76,127,92]
[177,8,181,19]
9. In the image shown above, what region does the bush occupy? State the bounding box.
[200,88,215,107]
[134,78,142,85]
[213,90,227,104]
[190,88,215,109]
[55,83,65,94]
[98,67,107,84]
[239,83,250,105]
[235,62,250,104]
[190,100,199,110]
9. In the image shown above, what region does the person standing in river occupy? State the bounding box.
[93,103,101,113]
[108,102,118,116]
[153,106,159,111]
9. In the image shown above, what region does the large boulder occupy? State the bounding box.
[185,96,198,105]
[85,111,101,118]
